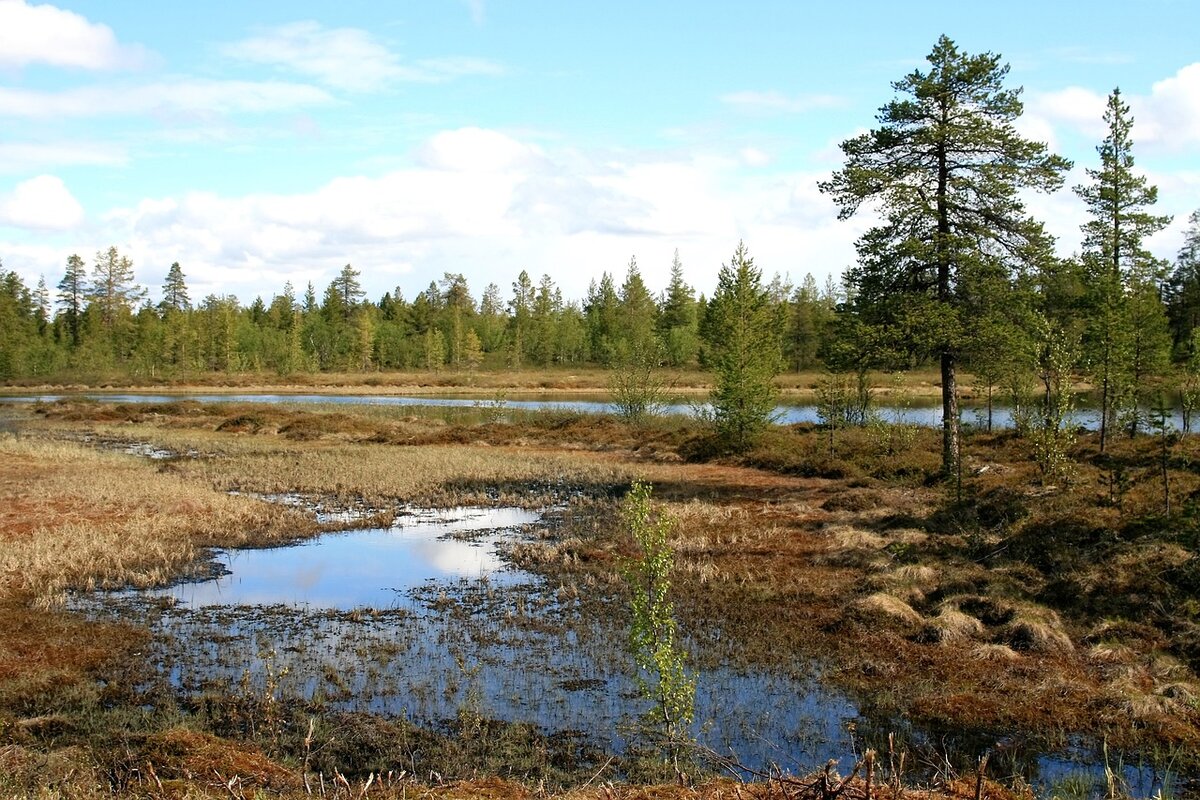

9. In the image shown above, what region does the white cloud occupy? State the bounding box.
[1029,63,1200,151]
[416,127,534,172]
[80,128,862,304]
[221,21,503,92]
[0,175,84,230]
[0,0,145,70]
[1134,63,1200,150]
[720,90,847,114]
[0,141,127,172]
[1027,86,1109,141]
[739,147,772,168]
[0,79,333,118]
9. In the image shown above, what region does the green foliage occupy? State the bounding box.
[1031,325,1079,481]
[621,481,694,766]
[1076,89,1172,450]
[820,34,1070,478]
[609,344,668,425]
[814,369,874,456]
[1167,210,1200,352]
[704,241,781,452]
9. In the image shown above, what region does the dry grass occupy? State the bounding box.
[6,397,1200,782]
[0,434,312,605]
[3,364,956,401]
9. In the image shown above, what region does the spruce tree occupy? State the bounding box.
[618,256,658,359]
[704,242,781,452]
[820,35,1070,478]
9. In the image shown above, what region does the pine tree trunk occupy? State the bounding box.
[941,351,960,481]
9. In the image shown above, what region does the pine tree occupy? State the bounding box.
[90,246,146,332]
[161,262,191,312]
[704,242,781,452]
[57,254,88,347]
[820,35,1070,478]
[1075,88,1172,447]
[331,264,365,318]
[1167,210,1200,350]
[508,270,535,366]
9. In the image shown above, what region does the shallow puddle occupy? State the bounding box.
[82,505,859,775]
[77,505,1189,795]
[159,507,541,607]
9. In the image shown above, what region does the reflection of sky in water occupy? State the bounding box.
[84,503,1191,793]
[0,392,1175,432]
[160,507,541,609]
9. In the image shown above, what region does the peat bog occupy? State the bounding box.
[3,398,1200,798]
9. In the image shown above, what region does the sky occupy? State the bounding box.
[0,0,1198,308]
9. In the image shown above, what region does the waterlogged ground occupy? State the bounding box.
[17,414,1184,798]
[77,504,860,774]
[70,496,1186,796]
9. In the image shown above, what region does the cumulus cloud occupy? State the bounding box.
[1029,63,1200,151]
[81,127,862,303]
[0,175,84,230]
[720,90,847,114]
[0,79,333,118]
[0,0,145,70]
[1135,64,1200,150]
[221,21,503,92]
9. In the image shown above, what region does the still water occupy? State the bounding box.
[77,505,1181,794]
[0,390,1152,430]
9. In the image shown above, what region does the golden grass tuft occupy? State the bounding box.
[970,643,1021,662]
[824,524,887,552]
[999,605,1075,655]
[849,592,924,628]
[927,604,986,643]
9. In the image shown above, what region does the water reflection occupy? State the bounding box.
[1,391,1172,431]
[80,506,1189,793]
[159,507,541,608]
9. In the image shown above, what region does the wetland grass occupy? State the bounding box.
[5,399,1200,795]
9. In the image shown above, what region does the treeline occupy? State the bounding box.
[0,248,840,380]
[2,34,1200,478]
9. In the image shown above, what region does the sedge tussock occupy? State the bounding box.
[970,643,1021,662]
[824,524,887,552]
[850,592,924,628]
[927,605,986,643]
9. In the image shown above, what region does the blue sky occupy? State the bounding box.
[1,0,1198,306]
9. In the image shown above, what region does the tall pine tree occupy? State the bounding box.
[820,35,1070,477]
[1075,88,1172,446]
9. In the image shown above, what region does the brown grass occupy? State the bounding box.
[6,397,1200,787]
[2,365,955,400]
[0,435,312,604]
